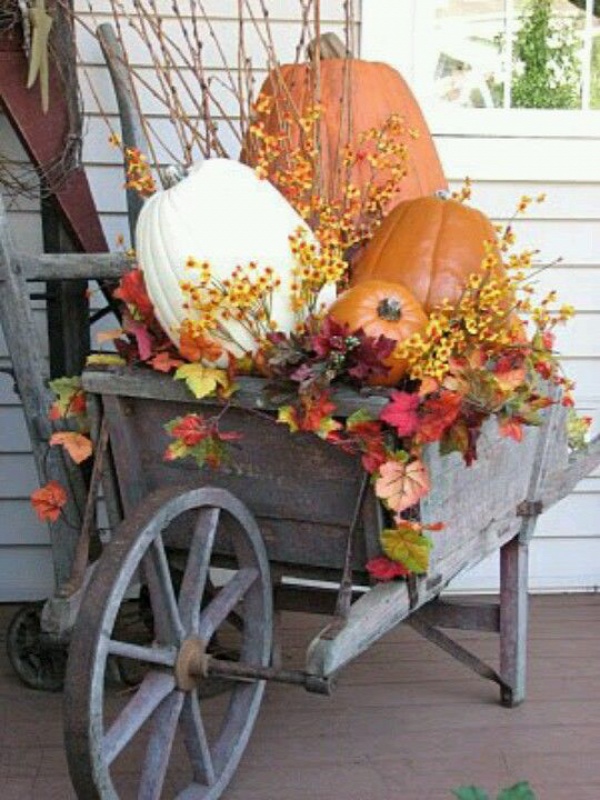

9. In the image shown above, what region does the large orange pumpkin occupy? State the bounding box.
[351,195,503,313]
[328,280,427,386]
[242,33,446,214]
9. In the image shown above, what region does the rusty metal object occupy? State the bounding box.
[174,636,210,691]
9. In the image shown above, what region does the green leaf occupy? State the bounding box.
[346,408,375,428]
[452,787,490,800]
[380,526,432,574]
[497,781,537,800]
[49,375,81,401]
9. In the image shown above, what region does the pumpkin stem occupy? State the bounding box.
[377,297,402,322]
[307,32,351,61]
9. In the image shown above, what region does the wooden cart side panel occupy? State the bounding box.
[99,393,381,572]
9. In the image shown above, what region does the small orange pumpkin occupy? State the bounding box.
[351,195,503,313]
[328,280,427,386]
[242,33,447,215]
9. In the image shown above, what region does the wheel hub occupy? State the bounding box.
[174,636,211,691]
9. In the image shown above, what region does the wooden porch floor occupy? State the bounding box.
[1,593,599,800]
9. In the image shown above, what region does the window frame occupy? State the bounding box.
[360,0,600,138]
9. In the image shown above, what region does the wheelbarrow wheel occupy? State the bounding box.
[6,603,67,692]
[64,486,273,799]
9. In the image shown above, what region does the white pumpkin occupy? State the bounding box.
[136,158,328,358]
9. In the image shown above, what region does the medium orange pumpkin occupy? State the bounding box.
[242,33,447,214]
[328,280,427,386]
[351,195,503,313]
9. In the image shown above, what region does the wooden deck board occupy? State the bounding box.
[0,594,599,799]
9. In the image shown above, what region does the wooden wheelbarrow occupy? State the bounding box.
[62,365,600,799]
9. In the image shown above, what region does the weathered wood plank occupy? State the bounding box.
[82,365,390,417]
[0,191,87,587]
[97,389,381,571]
[540,432,600,510]
[5,250,130,281]
[306,511,524,678]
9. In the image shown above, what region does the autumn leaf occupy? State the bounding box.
[419,376,439,396]
[31,480,67,522]
[379,390,420,437]
[113,268,155,322]
[148,351,184,373]
[175,363,231,399]
[123,315,154,361]
[277,394,341,439]
[345,410,389,472]
[302,393,342,438]
[366,556,411,582]
[169,415,208,446]
[498,417,524,442]
[164,439,189,461]
[86,354,126,367]
[178,324,223,364]
[96,328,124,344]
[164,414,242,469]
[380,524,433,574]
[416,390,463,444]
[48,376,85,420]
[277,405,300,433]
[440,418,470,458]
[50,432,93,464]
[375,457,430,513]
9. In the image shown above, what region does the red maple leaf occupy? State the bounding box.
[301,393,341,435]
[379,391,420,437]
[416,391,463,444]
[114,269,155,322]
[366,556,411,582]
[345,416,389,472]
[170,414,210,446]
[31,481,68,522]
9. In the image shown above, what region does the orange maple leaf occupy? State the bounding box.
[31,481,67,522]
[498,418,524,442]
[178,324,223,364]
[375,458,430,513]
[50,432,93,464]
[149,351,184,373]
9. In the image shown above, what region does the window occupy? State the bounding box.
[424,0,600,110]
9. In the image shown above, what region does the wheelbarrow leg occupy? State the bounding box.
[499,534,529,707]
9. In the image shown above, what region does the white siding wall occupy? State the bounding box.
[0,119,56,600]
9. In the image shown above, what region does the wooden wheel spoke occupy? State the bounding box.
[142,535,185,645]
[138,690,186,800]
[178,507,221,634]
[108,640,177,668]
[179,691,216,786]
[198,568,258,641]
[104,671,175,765]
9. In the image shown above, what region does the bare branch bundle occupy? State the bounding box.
[71,0,358,190]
